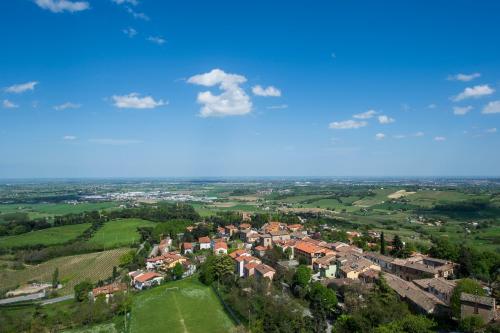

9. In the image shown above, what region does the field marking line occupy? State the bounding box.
[172,291,189,333]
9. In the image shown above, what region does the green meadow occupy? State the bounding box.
[0,223,91,248]
[88,219,155,248]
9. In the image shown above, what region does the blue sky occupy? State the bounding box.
[1,0,500,178]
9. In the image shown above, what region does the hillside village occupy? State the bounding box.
[93,214,498,328]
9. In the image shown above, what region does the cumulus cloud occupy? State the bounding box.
[34,0,89,13]
[3,100,19,109]
[147,36,166,45]
[353,109,377,119]
[266,104,288,110]
[434,136,446,141]
[187,69,252,117]
[452,85,494,102]
[485,128,497,133]
[63,135,77,140]
[453,105,473,116]
[252,85,281,97]
[111,93,166,109]
[447,73,481,82]
[482,101,500,114]
[123,27,137,38]
[378,115,395,124]
[329,120,368,130]
[375,133,385,140]
[54,102,81,110]
[89,138,143,145]
[4,81,38,93]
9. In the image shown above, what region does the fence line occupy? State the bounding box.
[211,285,241,326]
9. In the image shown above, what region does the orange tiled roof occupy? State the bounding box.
[214,242,228,250]
[198,236,211,243]
[135,272,162,283]
[229,249,248,258]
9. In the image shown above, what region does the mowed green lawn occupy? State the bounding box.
[0,223,91,248]
[130,278,235,333]
[88,219,155,248]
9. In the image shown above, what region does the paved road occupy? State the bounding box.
[40,294,74,305]
[0,291,46,305]
[0,293,74,306]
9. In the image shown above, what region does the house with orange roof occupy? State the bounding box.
[214,242,228,255]
[225,225,238,237]
[182,242,193,255]
[286,224,303,232]
[158,237,172,254]
[91,283,127,301]
[131,271,164,290]
[244,262,259,277]
[198,236,211,250]
[255,263,276,281]
[254,245,269,257]
[294,241,334,265]
[239,223,251,231]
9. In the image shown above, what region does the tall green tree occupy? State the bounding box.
[52,267,59,289]
[380,232,386,255]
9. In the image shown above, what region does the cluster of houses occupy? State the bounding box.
[88,217,498,324]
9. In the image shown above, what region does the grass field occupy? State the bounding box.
[0,202,120,219]
[0,248,130,294]
[0,223,91,248]
[88,219,155,248]
[130,278,235,333]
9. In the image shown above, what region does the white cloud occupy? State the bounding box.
[482,101,500,114]
[123,27,137,38]
[266,104,288,110]
[453,105,473,116]
[63,135,77,140]
[375,133,385,140]
[252,85,281,97]
[112,0,138,5]
[378,115,395,124]
[126,7,149,20]
[485,128,497,133]
[3,100,19,109]
[4,81,38,93]
[434,136,446,141]
[111,93,167,109]
[89,138,143,145]
[414,131,425,137]
[329,120,368,130]
[187,69,252,117]
[54,102,81,110]
[452,85,494,102]
[35,0,89,13]
[427,104,437,109]
[353,109,377,119]
[147,36,166,45]
[447,73,481,82]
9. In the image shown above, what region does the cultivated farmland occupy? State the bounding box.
[0,223,91,248]
[0,248,130,295]
[130,278,235,333]
[88,218,155,248]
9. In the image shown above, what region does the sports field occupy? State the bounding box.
[0,223,91,248]
[130,278,235,333]
[88,218,155,248]
[0,248,130,295]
